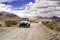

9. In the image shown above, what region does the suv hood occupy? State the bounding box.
[20,21,30,23]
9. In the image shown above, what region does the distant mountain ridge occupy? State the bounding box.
[29,15,60,20]
[0,11,20,20]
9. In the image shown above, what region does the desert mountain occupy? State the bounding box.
[0,11,20,20]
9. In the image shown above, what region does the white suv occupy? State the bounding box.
[19,18,30,28]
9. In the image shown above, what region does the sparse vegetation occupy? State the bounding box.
[5,20,18,27]
[0,24,2,27]
[30,19,35,23]
[42,20,60,32]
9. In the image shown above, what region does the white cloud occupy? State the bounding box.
[0,0,60,17]
[25,0,60,17]
[0,3,12,12]
[0,0,13,2]
[12,0,60,17]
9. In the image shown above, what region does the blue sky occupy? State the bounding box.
[2,0,35,10]
[2,0,35,7]
[0,0,60,17]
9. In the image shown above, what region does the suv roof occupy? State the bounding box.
[21,18,29,21]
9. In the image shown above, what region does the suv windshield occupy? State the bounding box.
[21,18,29,21]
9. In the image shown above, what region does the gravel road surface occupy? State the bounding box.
[0,23,60,40]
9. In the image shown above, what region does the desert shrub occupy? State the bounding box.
[42,21,55,29]
[30,19,35,23]
[5,20,18,27]
[42,21,50,26]
[42,20,60,32]
[42,21,46,25]
[55,26,60,32]
[11,20,18,25]
[45,21,50,24]
[0,24,2,27]
[5,21,11,27]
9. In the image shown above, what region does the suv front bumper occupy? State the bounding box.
[19,23,30,28]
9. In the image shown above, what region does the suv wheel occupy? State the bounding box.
[19,25,21,28]
[27,24,30,27]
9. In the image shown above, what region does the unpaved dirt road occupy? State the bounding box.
[0,23,60,40]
